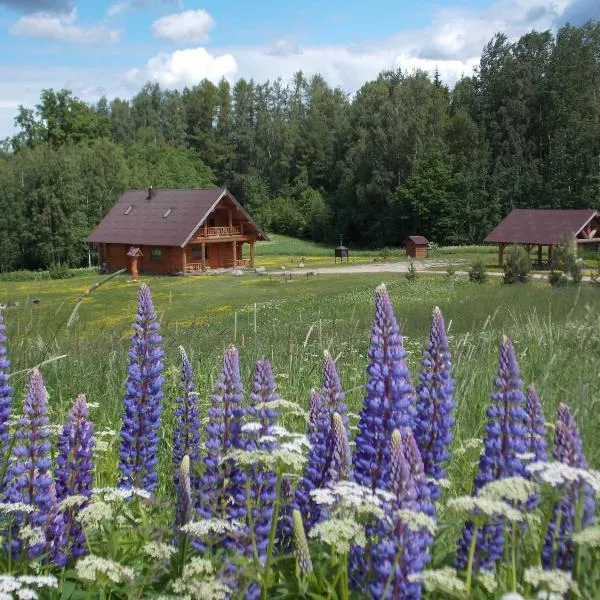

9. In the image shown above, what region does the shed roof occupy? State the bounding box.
[406,235,429,245]
[484,209,598,245]
[88,188,268,247]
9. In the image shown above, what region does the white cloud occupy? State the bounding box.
[106,2,128,17]
[151,9,215,43]
[127,47,237,87]
[10,9,122,43]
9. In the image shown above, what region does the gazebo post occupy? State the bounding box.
[498,243,505,267]
[537,245,543,267]
[548,245,553,264]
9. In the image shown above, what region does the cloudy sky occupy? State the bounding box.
[0,0,597,138]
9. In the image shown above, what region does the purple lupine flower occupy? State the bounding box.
[175,455,194,531]
[197,346,244,520]
[7,369,53,558]
[543,403,595,570]
[525,385,547,463]
[456,336,528,572]
[118,284,164,492]
[308,389,324,435]
[353,283,416,493]
[414,306,455,500]
[327,412,351,485]
[55,394,95,557]
[322,351,347,424]
[0,310,12,463]
[44,484,67,567]
[368,429,434,599]
[173,346,201,489]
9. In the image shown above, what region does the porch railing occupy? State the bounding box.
[235,259,248,268]
[198,226,242,237]
[185,262,204,272]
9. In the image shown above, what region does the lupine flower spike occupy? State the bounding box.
[353,283,416,493]
[322,350,347,424]
[55,394,95,557]
[173,346,200,489]
[415,306,455,500]
[7,369,53,558]
[542,403,595,570]
[327,412,351,485]
[525,385,547,463]
[197,346,244,520]
[118,284,164,492]
[293,509,313,575]
[44,484,68,567]
[368,429,434,599]
[175,455,194,531]
[456,336,528,572]
[0,310,12,467]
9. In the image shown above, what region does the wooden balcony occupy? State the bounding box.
[235,259,248,268]
[197,225,241,238]
[185,262,204,272]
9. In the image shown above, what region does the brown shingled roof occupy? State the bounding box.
[484,209,598,245]
[406,235,429,245]
[88,188,268,247]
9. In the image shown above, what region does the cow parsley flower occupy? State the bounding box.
[479,477,538,504]
[309,518,366,554]
[523,566,577,596]
[573,525,600,547]
[76,555,134,584]
[118,284,164,492]
[77,501,113,529]
[408,567,467,596]
[180,519,244,537]
[143,542,176,561]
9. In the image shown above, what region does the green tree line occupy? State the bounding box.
[1,22,599,271]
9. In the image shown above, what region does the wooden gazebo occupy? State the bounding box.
[484,209,600,266]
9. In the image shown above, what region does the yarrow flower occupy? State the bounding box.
[118,284,164,492]
[456,336,528,572]
[414,307,455,500]
[523,566,578,596]
[76,555,134,584]
[55,394,95,558]
[6,369,53,559]
[365,428,435,600]
[353,284,416,493]
[0,310,13,465]
[197,346,244,520]
[543,403,595,570]
[309,518,366,554]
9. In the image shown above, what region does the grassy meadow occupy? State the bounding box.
[1,267,599,510]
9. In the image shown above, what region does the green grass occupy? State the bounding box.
[1,271,600,496]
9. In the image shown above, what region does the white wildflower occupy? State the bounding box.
[92,487,151,502]
[181,519,243,537]
[526,461,600,492]
[182,557,214,578]
[16,589,37,600]
[454,438,484,457]
[477,570,498,593]
[77,501,113,528]
[446,496,523,522]
[93,439,110,453]
[408,567,466,596]
[310,488,336,506]
[18,525,45,547]
[87,402,100,409]
[96,428,117,438]
[537,593,564,600]
[143,542,177,561]
[172,577,229,600]
[573,525,600,547]
[256,401,307,418]
[501,594,526,600]
[517,452,536,462]
[437,478,451,490]
[309,518,366,554]
[76,555,134,584]
[16,577,57,588]
[396,509,437,535]
[0,503,35,515]
[523,566,578,595]
[227,448,306,471]
[59,495,88,510]
[479,476,538,503]
[241,422,262,434]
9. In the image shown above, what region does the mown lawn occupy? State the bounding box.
[1,270,599,502]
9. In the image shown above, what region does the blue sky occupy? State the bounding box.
[0,0,597,137]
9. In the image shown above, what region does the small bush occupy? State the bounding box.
[405,261,417,281]
[570,260,583,284]
[445,264,457,279]
[503,245,531,284]
[49,262,74,280]
[468,258,488,283]
[381,247,392,261]
[548,270,567,286]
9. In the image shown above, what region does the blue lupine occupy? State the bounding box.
[118,284,164,492]
[353,283,416,493]
[322,350,347,424]
[456,336,528,572]
[7,369,53,559]
[0,310,12,464]
[525,385,547,463]
[368,429,434,599]
[197,346,244,519]
[543,403,595,570]
[415,306,455,500]
[173,346,201,489]
[44,484,67,567]
[55,394,95,558]
[327,412,351,485]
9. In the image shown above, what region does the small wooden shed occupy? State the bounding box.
[405,236,429,259]
[334,245,349,263]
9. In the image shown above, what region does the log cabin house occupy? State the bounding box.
[484,208,600,266]
[88,187,268,275]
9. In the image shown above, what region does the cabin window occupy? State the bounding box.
[150,248,162,261]
[191,246,209,260]
[124,205,133,215]
[163,208,172,218]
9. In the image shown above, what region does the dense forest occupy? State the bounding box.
[0,22,599,271]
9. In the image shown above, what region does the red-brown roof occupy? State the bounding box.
[406,235,429,245]
[484,209,598,245]
[88,188,268,247]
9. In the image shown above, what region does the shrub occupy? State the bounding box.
[503,245,531,284]
[445,264,456,279]
[548,270,567,286]
[49,262,74,280]
[468,258,488,283]
[405,261,417,281]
